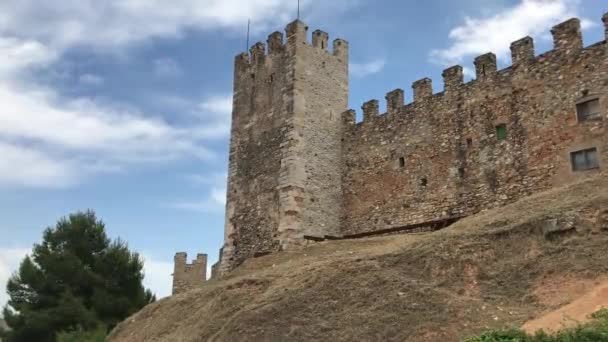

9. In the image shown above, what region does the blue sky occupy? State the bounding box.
[0,0,606,306]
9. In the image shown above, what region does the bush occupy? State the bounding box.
[462,309,608,342]
[57,326,106,342]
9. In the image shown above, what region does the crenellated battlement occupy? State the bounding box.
[474,53,497,81]
[510,36,534,66]
[344,13,608,130]
[234,20,349,70]
[551,18,583,53]
[172,252,207,295]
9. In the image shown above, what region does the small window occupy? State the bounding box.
[466,138,473,148]
[571,148,599,171]
[458,167,465,178]
[398,157,405,168]
[420,178,428,187]
[576,98,601,122]
[269,74,274,83]
[496,124,507,141]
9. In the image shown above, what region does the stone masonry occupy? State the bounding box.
[204,12,608,276]
[172,252,207,295]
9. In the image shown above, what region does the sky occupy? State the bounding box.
[0,0,606,308]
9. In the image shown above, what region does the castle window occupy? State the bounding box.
[420,177,428,187]
[399,157,405,168]
[576,98,601,122]
[570,148,599,171]
[496,124,507,141]
[466,138,473,148]
[458,167,465,178]
[269,74,274,83]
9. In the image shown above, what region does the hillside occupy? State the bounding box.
[109,174,608,342]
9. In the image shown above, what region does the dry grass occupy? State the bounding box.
[109,175,608,342]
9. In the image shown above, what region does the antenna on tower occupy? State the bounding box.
[297,0,300,20]
[246,19,250,52]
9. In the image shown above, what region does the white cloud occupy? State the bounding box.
[189,95,233,139]
[0,0,350,49]
[184,172,227,186]
[167,172,227,212]
[0,1,355,189]
[153,58,182,78]
[0,66,216,187]
[0,142,78,188]
[79,73,104,86]
[0,37,58,75]
[350,59,385,78]
[199,95,232,116]
[141,254,173,300]
[0,34,226,188]
[0,247,30,309]
[430,0,593,66]
[167,185,227,213]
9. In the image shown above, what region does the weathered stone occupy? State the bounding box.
[172,252,207,295]
[218,19,348,274]
[598,209,608,231]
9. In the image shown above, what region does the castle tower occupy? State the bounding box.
[172,252,207,294]
[219,20,349,273]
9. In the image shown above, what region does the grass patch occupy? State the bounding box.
[463,309,608,342]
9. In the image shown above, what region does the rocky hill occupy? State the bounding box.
[109,174,608,342]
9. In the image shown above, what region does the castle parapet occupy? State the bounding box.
[234,52,250,71]
[250,42,266,64]
[412,78,433,102]
[286,19,308,47]
[442,65,463,93]
[474,53,497,81]
[510,36,534,67]
[342,109,356,126]
[362,99,379,122]
[386,89,404,115]
[267,31,284,54]
[172,252,207,295]
[313,30,329,50]
[333,39,349,59]
[551,18,582,53]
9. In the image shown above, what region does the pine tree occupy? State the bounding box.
[1,211,155,342]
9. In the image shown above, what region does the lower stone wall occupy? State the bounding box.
[341,42,608,236]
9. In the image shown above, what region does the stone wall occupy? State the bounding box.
[341,16,608,235]
[214,12,608,275]
[172,252,207,295]
[219,20,348,273]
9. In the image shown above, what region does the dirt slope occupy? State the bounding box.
[522,278,608,333]
[109,175,608,342]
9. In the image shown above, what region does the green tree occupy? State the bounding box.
[1,211,155,342]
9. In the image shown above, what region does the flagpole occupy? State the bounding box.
[246,19,250,52]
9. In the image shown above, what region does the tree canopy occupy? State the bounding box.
[1,210,155,342]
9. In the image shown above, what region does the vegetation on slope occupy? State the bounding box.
[1,211,155,342]
[465,309,608,341]
[109,175,608,342]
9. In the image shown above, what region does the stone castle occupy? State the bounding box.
[172,11,608,294]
